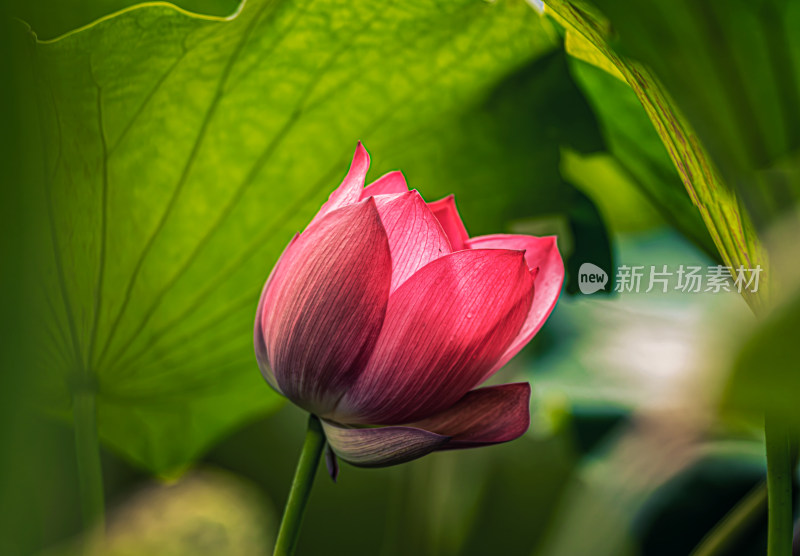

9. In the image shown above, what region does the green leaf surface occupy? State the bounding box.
[25,0,586,474]
[544,0,768,312]
[8,0,241,40]
[560,150,663,234]
[568,60,718,259]
[592,0,800,233]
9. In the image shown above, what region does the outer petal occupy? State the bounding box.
[361,170,409,199]
[313,142,370,223]
[336,249,534,425]
[466,235,564,377]
[254,234,299,394]
[321,420,450,467]
[374,190,451,291]
[261,198,392,415]
[409,383,531,449]
[428,195,469,251]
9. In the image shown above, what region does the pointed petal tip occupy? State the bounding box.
[432,193,456,204]
[309,143,373,223]
[351,142,370,173]
[361,170,409,199]
[428,194,469,251]
[372,189,451,292]
[351,142,370,174]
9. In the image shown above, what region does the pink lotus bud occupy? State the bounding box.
[255,143,564,468]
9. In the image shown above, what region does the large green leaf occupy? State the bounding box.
[543,0,768,312]
[591,0,800,234]
[546,0,800,437]
[568,60,719,260]
[9,0,240,40]
[23,0,594,474]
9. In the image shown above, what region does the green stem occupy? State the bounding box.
[766,416,793,556]
[273,414,326,556]
[690,482,767,556]
[72,390,105,532]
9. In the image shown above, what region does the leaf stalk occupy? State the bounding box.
[72,390,105,534]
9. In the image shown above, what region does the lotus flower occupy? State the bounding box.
[254,143,563,473]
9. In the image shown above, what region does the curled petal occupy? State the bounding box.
[361,170,409,199]
[313,142,370,223]
[321,420,450,467]
[260,199,392,415]
[410,383,531,448]
[466,235,564,377]
[428,195,469,251]
[337,249,534,425]
[374,190,451,291]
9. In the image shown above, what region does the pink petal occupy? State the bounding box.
[409,383,531,448]
[360,170,409,199]
[321,419,450,467]
[336,249,534,425]
[467,235,564,377]
[313,142,370,223]
[373,190,451,291]
[428,195,469,251]
[254,234,300,394]
[260,198,392,415]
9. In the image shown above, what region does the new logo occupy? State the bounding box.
[578,263,608,294]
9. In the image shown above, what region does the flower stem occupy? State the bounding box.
[765,416,793,556]
[273,414,326,556]
[689,482,767,556]
[72,390,105,532]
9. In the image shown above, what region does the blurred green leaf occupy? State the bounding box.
[564,188,613,294]
[543,0,768,312]
[724,287,800,429]
[592,0,800,233]
[26,0,600,474]
[561,149,664,234]
[377,49,602,235]
[568,60,718,259]
[1,13,73,554]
